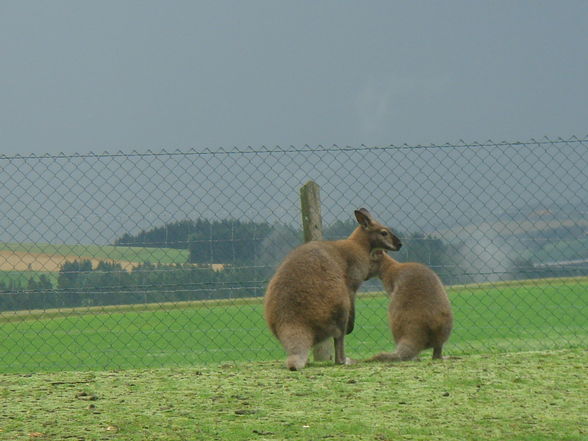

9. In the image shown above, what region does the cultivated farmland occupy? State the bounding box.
[0,242,189,270]
[0,243,190,287]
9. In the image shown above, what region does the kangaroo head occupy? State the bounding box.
[354,208,402,252]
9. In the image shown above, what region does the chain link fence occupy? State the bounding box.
[1,137,587,372]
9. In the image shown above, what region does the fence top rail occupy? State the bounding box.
[1,135,587,161]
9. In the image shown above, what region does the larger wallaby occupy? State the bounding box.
[264,209,402,371]
[368,250,453,361]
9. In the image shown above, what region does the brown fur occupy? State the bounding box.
[368,251,453,362]
[264,209,401,370]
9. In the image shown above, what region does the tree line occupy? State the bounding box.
[0,260,267,311]
[114,219,274,264]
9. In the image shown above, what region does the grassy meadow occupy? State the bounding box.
[0,349,585,441]
[0,277,586,373]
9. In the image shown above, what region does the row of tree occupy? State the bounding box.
[114,219,275,264]
[0,260,268,311]
[113,218,461,267]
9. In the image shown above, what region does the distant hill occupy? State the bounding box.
[434,218,588,241]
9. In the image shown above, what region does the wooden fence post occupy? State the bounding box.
[299,180,333,362]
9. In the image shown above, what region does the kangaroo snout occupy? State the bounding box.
[379,231,402,251]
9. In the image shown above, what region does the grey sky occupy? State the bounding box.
[1,1,586,155]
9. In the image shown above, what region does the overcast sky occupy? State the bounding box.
[1,1,587,155]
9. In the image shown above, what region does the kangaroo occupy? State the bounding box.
[368,250,453,362]
[264,209,402,370]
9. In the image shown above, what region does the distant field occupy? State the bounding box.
[0,242,189,266]
[0,242,190,287]
[434,218,588,240]
[0,277,586,373]
[532,237,588,263]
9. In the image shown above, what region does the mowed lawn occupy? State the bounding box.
[0,277,587,373]
[0,350,586,441]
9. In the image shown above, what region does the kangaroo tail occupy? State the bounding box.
[367,342,421,362]
[277,325,314,371]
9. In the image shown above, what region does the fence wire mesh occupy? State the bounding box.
[0,137,587,372]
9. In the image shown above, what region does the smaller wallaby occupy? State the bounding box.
[264,209,402,370]
[368,250,453,362]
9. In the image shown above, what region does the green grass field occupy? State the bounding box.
[0,277,586,374]
[0,350,585,441]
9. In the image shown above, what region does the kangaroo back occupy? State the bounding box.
[368,252,452,362]
[264,209,401,370]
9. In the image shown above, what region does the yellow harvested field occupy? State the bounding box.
[0,251,138,272]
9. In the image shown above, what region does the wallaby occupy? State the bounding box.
[264,209,402,371]
[368,250,453,362]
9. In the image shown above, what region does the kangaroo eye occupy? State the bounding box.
[380,231,388,236]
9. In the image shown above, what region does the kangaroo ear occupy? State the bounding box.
[354,208,373,228]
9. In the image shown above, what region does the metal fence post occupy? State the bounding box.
[300,180,333,362]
